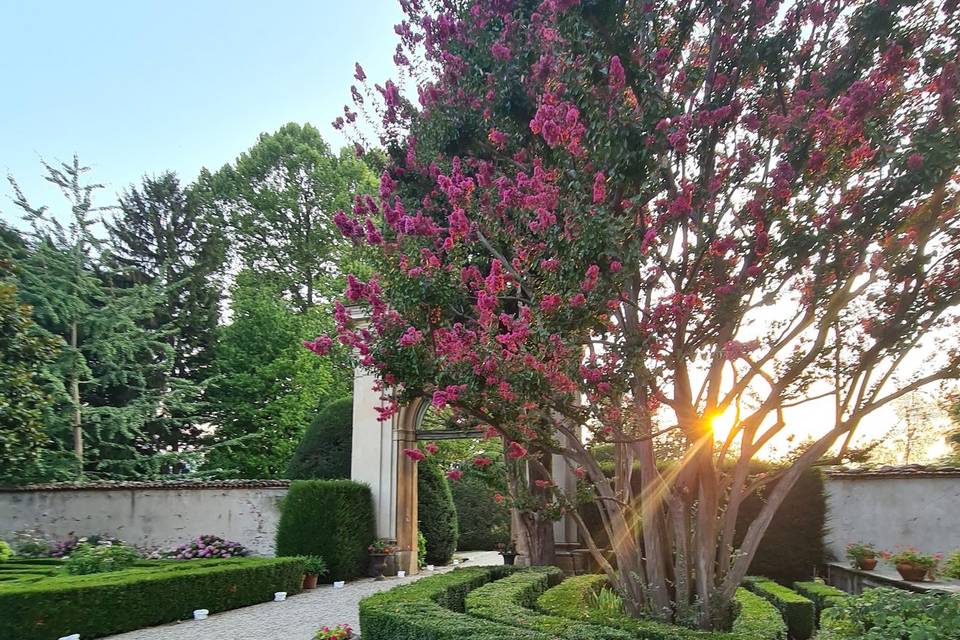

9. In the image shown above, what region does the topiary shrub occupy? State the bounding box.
[792,581,847,624]
[275,479,375,581]
[450,468,511,550]
[418,459,459,565]
[286,396,354,480]
[743,577,815,640]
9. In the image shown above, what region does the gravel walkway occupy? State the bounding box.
[104,551,502,640]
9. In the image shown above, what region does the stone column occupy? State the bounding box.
[394,404,420,574]
[349,368,397,541]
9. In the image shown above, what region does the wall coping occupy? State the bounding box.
[824,464,960,479]
[0,479,292,493]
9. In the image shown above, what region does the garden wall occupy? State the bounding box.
[0,480,290,555]
[824,466,960,560]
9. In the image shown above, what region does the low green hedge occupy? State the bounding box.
[0,557,305,640]
[466,567,632,639]
[537,574,786,640]
[791,581,847,623]
[743,577,814,640]
[275,479,375,581]
[359,565,547,640]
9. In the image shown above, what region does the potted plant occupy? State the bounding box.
[301,556,327,589]
[368,539,397,581]
[315,623,354,639]
[884,548,940,582]
[846,542,879,570]
[497,541,518,566]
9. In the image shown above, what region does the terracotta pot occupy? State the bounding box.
[896,563,927,581]
[302,573,319,589]
[857,556,878,570]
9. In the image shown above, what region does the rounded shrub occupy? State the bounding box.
[168,535,249,560]
[275,479,375,581]
[0,541,11,562]
[63,543,141,575]
[418,459,459,565]
[287,396,353,480]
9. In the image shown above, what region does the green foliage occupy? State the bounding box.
[791,581,847,623]
[105,171,227,455]
[0,557,304,640]
[418,459,459,564]
[819,587,960,640]
[0,541,11,562]
[274,479,375,581]
[214,122,378,311]
[418,530,428,569]
[0,251,58,482]
[734,467,827,584]
[358,565,538,640]
[593,586,625,616]
[450,465,511,550]
[537,575,786,640]
[301,555,328,576]
[63,543,141,575]
[743,577,815,640]
[203,272,350,478]
[943,550,960,579]
[466,567,633,639]
[287,396,353,479]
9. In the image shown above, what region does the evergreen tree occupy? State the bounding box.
[203,271,350,478]
[8,157,176,479]
[105,171,227,451]
[214,123,378,311]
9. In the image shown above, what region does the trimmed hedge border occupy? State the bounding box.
[743,577,815,640]
[359,565,548,640]
[0,557,305,640]
[466,566,633,639]
[791,582,848,623]
[537,574,786,640]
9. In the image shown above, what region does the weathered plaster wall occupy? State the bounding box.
[0,483,289,555]
[824,472,960,561]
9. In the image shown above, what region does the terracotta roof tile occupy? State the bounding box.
[0,479,292,492]
[825,464,960,479]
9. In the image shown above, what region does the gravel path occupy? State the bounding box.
[104,551,501,640]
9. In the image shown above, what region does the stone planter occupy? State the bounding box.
[500,551,517,566]
[856,556,878,571]
[370,553,391,581]
[896,563,927,581]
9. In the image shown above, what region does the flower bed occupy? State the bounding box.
[0,557,305,640]
[361,566,788,640]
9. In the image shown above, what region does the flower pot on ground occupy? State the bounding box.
[846,542,878,571]
[368,539,397,581]
[497,541,518,566]
[884,548,940,582]
[315,623,353,640]
[300,555,327,590]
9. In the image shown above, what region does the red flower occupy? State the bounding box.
[508,441,528,459]
[574,467,585,478]
[493,492,505,503]
[473,456,494,467]
[446,469,463,481]
[403,448,426,462]
[302,335,333,356]
[534,479,552,488]
[424,442,439,455]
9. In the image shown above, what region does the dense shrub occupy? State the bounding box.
[943,550,960,579]
[0,541,11,562]
[451,469,511,550]
[819,587,960,640]
[64,543,141,575]
[743,577,815,640]
[286,396,353,480]
[537,574,786,640]
[359,565,538,640]
[791,582,847,623]
[168,534,250,560]
[418,459,459,564]
[0,557,305,640]
[12,533,50,558]
[275,479,375,581]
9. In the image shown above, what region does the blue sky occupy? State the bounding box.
[0,0,403,225]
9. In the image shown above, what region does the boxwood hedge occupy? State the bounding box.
[0,557,305,640]
[537,574,786,640]
[792,581,848,623]
[743,577,815,640]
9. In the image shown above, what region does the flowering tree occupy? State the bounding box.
[311,0,960,629]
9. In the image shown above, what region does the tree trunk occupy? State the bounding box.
[70,320,83,476]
